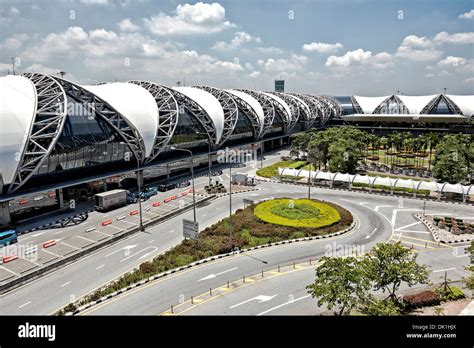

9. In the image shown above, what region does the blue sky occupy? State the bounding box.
[0,0,473,95]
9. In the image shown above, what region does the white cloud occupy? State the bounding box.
[463,77,474,83]
[326,48,372,67]
[433,31,474,44]
[244,62,254,70]
[24,63,64,76]
[212,31,261,50]
[438,56,467,67]
[459,9,474,19]
[79,0,109,5]
[249,71,261,78]
[302,42,343,53]
[395,35,442,61]
[255,46,283,54]
[10,7,20,16]
[262,54,308,72]
[144,2,235,36]
[0,33,29,50]
[118,18,140,32]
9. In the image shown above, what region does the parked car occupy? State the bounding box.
[158,183,177,192]
[177,180,191,188]
[139,186,158,199]
[210,169,223,176]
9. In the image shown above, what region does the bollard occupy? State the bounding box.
[227,280,230,289]
[309,258,312,265]
[243,275,246,283]
[438,241,440,247]
[411,244,414,249]
[191,296,194,304]
[171,305,174,314]
[278,265,280,273]
[209,288,212,296]
[261,269,264,278]
[425,242,427,248]
[293,262,296,269]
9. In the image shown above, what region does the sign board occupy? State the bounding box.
[183,219,199,240]
[243,198,254,206]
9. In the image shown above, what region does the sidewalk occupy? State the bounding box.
[459,300,474,315]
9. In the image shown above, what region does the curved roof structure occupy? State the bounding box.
[353,95,391,114]
[0,75,36,185]
[173,87,225,144]
[260,92,291,124]
[446,95,474,117]
[226,89,265,137]
[83,83,159,158]
[396,95,438,114]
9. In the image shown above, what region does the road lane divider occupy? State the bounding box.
[152,202,161,207]
[2,255,18,263]
[163,198,172,203]
[42,240,56,248]
[129,210,139,216]
[85,227,96,232]
[116,215,126,221]
[101,219,113,226]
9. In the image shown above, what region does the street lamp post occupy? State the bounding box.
[136,158,144,231]
[171,147,196,222]
[308,163,311,200]
[229,161,233,247]
[193,130,212,185]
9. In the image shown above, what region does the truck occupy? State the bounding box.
[95,189,134,211]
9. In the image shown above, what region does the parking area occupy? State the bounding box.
[0,189,204,284]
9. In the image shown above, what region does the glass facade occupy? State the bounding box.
[428,97,454,114]
[169,110,209,148]
[227,108,254,140]
[34,98,131,176]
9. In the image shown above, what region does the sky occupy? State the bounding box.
[0,0,473,95]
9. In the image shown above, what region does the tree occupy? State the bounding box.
[290,132,311,159]
[360,298,401,316]
[365,242,430,302]
[432,134,469,183]
[306,256,371,315]
[425,132,440,171]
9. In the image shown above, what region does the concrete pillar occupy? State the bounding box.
[0,201,11,228]
[57,188,65,209]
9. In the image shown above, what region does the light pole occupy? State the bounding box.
[260,141,264,169]
[229,161,233,247]
[136,158,144,231]
[308,163,311,200]
[121,142,144,231]
[192,130,212,185]
[171,147,196,222]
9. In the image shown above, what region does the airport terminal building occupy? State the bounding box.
[0,72,472,226]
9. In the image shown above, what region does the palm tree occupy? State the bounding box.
[425,132,440,171]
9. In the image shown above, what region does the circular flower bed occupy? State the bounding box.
[254,198,341,228]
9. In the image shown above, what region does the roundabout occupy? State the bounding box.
[254,198,341,228]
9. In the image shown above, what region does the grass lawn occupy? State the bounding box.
[256,160,308,178]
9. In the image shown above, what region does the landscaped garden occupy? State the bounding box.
[60,198,352,314]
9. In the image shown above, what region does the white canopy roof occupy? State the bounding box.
[446,95,474,117]
[83,83,159,158]
[396,95,437,114]
[260,92,292,123]
[226,89,265,136]
[173,86,224,144]
[286,94,312,120]
[278,168,471,195]
[353,95,391,114]
[0,75,37,184]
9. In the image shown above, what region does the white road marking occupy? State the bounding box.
[396,230,430,234]
[230,294,278,309]
[147,239,155,244]
[374,205,393,212]
[18,301,31,309]
[456,254,469,258]
[104,244,138,258]
[198,267,238,282]
[168,229,175,234]
[61,281,72,287]
[432,268,456,273]
[96,264,105,270]
[120,246,157,262]
[396,221,422,231]
[257,295,311,316]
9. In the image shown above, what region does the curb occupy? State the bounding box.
[63,219,357,315]
[0,195,216,295]
[415,213,473,245]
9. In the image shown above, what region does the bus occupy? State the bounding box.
[0,230,18,247]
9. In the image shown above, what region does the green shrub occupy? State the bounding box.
[254,198,340,228]
[360,299,402,316]
[435,286,465,301]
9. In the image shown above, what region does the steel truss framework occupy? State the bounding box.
[302,94,331,125]
[166,88,219,146]
[193,86,238,146]
[8,73,68,193]
[351,96,363,114]
[422,94,462,115]
[129,81,179,162]
[291,93,323,127]
[52,77,145,164]
[268,92,300,132]
[237,89,275,137]
[261,92,291,132]
[226,91,264,139]
[373,95,409,114]
[318,95,343,120]
[284,93,313,129]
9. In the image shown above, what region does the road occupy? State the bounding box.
[81,188,472,315]
[0,148,471,315]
